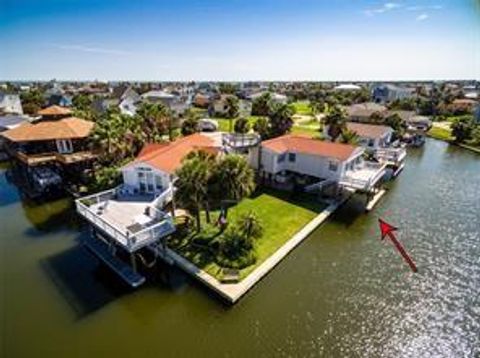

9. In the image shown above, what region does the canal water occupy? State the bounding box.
[1,139,479,358]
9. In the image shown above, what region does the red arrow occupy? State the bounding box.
[378,218,418,273]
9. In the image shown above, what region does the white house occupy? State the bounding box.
[121,133,219,195]
[0,93,23,115]
[248,91,288,104]
[339,122,406,172]
[249,134,386,192]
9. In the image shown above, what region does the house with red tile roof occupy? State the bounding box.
[120,133,220,195]
[249,134,386,191]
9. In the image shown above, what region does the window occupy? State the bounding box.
[277,153,286,163]
[155,175,162,190]
[329,160,338,172]
[288,153,296,162]
[368,139,375,147]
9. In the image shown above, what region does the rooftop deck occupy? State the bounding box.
[76,185,175,252]
[340,161,387,191]
[375,147,406,166]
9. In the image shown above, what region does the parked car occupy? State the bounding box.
[198,118,219,132]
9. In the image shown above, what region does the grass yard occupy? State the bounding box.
[427,125,453,142]
[291,101,312,115]
[169,188,327,280]
[216,116,262,133]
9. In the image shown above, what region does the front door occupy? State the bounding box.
[138,170,155,193]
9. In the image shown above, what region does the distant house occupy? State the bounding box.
[248,91,288,105]
[141,90,177,106]
[249,134,386,192]
[372,84,415,104]
[334,84,362,91]
[193,93,211,108]
[211,94,234,116]
[141,90,187,115]
[0,116,96,167]
[0,93,23,115]
[47,93,72,107]
[345,102,387,122]
[344,122,394,150]
[343,122,406,171]
[447,99,478,115]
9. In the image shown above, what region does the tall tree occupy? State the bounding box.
[234,117,250,134]
[20,88,45,115]
[251,92,272,116]
[253,116,270,139]
[268,103,294,138]
[323,105,346,141]
[181,110,200,136]
[175,153,212,231]
[213,155,255,202]
[339,128,359,144]
[136,102,172,141]
[451,116,475,143]
[225,95,240,132]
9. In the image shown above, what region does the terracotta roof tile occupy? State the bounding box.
[37,105,72,116]
[129,133,215,174]
[261,134,358,161]
[1,117,94,142]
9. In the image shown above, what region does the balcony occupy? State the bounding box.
[339,161,387,192]
[14,150,97,166]
[222,133,260,149]
[55,151,97,164]
[375,147,406,166]
[75,185,175,252]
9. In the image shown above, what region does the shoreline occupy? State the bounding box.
[161,191,358,304]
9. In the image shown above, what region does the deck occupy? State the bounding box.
[76,186,175,252]
[340,162,386,191]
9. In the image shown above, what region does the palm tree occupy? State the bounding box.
[323,105,346,141]
[253,116,270,139]
[339,128,360,144]
[181,110,200,136]
[234,117,250,134]
[251,92,272,116]
[225,95,240,132]
[91,108,124,162]
[213,154,255,201]
[237,211,263,240]
[268,103,294,138]
[136,102,171,141]
[174,154,212,231]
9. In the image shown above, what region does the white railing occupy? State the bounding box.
[75,185,176,252]
[340,163,386,190]
[75,199,128,245]
[151,184,173,209]
[222,133,260,148]
[375,147,406,164]
[128,216,175,251]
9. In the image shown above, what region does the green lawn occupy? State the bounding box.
[169,188,327,280]
[291,101,312,115]
[427,126,453,142]
[216,116,262,133]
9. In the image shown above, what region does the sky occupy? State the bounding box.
[1,0,479,81]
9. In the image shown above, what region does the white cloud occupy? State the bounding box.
[363,2,402,16]
[51,44,131,55]
[407,4,444,11]
[416,13,429,21]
